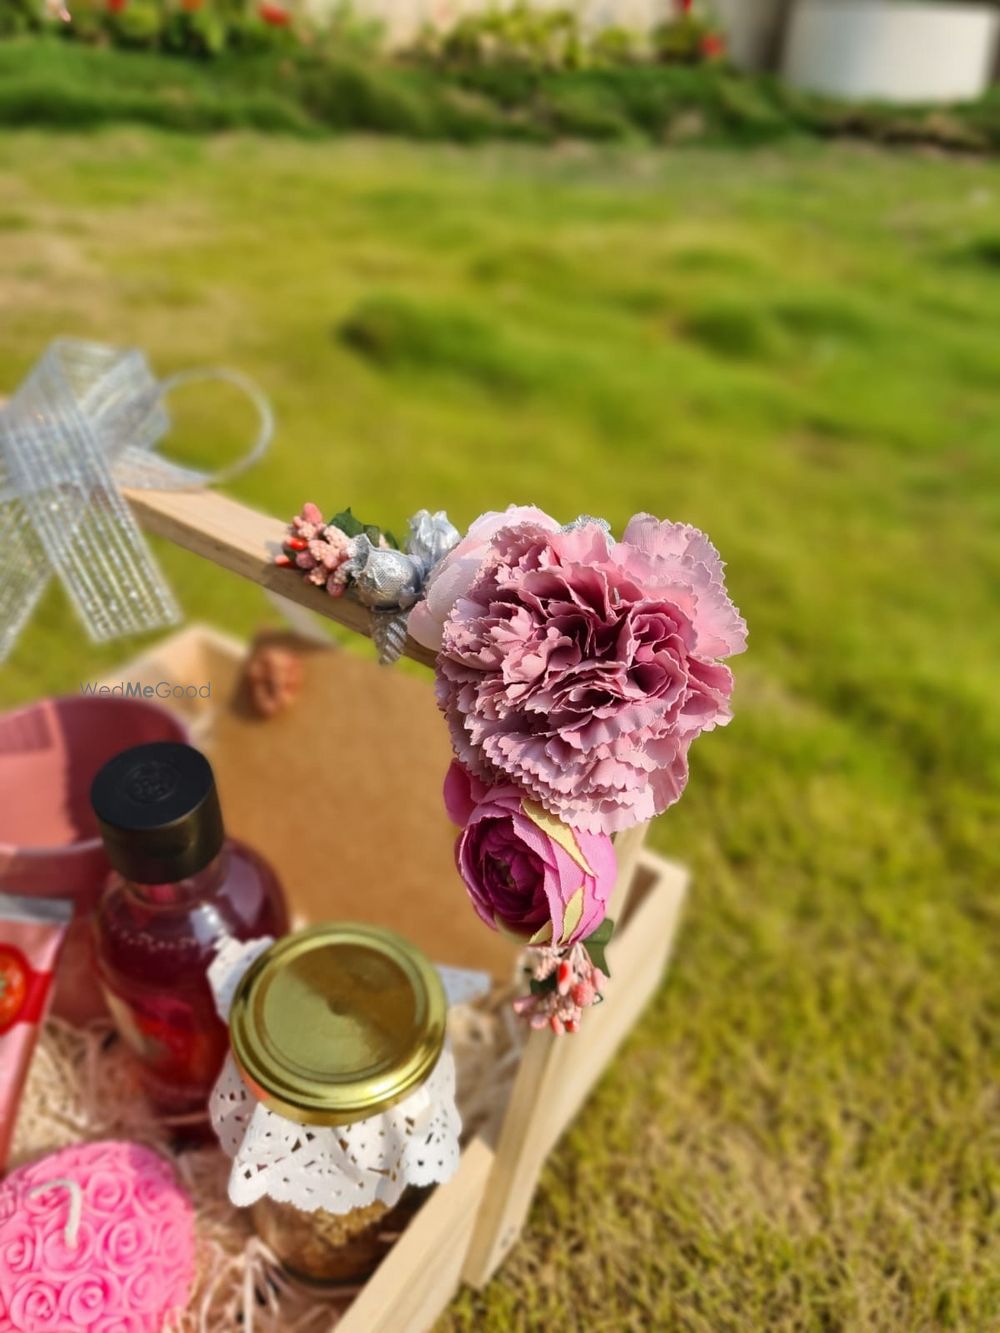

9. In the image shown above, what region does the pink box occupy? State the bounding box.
[0,694,189,1022]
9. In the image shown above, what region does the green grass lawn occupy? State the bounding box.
[1,131,998,1329]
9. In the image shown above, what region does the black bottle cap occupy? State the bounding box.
[90,741,225,884]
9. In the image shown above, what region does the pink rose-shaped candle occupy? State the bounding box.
[0,1142,195,1333]
[437,513,747,834]
[7,1277,62,1331]
[444,761,616,946]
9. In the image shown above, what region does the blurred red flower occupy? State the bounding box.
[105,0,127,12]
[258,2,290,24]
[181,0,203,11]
[700,31,726,59]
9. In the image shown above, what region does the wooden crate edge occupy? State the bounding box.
[337,1136,495,1333]
[462,849,687,1289]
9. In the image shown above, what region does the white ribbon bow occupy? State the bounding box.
[0,337,272,661]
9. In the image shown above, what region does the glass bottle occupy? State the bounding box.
[90,741,288,1128]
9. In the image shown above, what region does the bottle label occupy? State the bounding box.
[0,946,53,1034]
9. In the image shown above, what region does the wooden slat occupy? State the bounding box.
[337,1137,495,1333]
[124,487,438,669]
[462,848,687,1288]
[606,820,650,920]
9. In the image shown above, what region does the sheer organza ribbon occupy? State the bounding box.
[0,337,272,661]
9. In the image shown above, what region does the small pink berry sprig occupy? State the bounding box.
[275,502,394,598]
[512,917,614,1035]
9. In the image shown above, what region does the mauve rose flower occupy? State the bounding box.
[409,505,560,652]
[444,762,616,946]
[437,514,746,834]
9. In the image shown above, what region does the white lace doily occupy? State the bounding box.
[207,937,470,1215]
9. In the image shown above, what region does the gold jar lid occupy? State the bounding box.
[229,923,446,1126]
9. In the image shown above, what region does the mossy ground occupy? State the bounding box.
[0,131,997,1330]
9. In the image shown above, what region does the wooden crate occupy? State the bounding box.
[119,484,689,1328]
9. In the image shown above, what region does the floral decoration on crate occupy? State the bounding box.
[276,502,459,664]
[277,502,746,1033]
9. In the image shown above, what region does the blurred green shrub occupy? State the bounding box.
[296,53,437,135]
[105,0,162,49]
[162,6,231,58]
[0,25,995,154]
[416,3,584,73]
[338,293,539,395]
[2,0,726,69]
[684,298,785,361]
[542,79,635,140]
[0,0,42,37]
[411,3,724,75]
[38,0,359,57]
[588,24,645,69]
[652,13,722,66]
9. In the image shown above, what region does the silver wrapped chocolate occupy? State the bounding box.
[344,509,460,665]
[407,509,461,574]
[561,515,612,536]
[345,538,422,611]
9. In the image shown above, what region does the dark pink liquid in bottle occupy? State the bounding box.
[90,742,287,1129]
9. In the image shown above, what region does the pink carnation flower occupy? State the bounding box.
[409,505,560,651]
[437,513,746,834]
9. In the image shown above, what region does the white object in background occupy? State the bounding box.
[434,964,492,1007]
[783,1,1000,104]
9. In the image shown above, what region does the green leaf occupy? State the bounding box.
[530,973,558,997]
[581,916,615,977]
[329,507,364,538]
[328,508,399,549]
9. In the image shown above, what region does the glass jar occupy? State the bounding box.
[251,1192,427,1286]
[226,923,447,1285]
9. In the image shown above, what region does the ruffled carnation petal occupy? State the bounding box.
[410,505,560,651]
[437,512,745,834]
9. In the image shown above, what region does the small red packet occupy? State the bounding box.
[0,893,72,1172]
